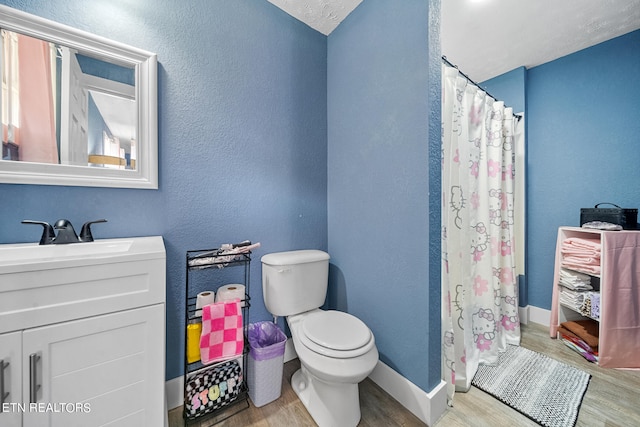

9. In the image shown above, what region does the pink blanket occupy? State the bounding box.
[199,299,244,365]
[562,237,601,252]
[558,236,602,275]
[551,229,640,368]
[560,237,601,275]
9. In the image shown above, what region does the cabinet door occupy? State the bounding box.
[0,331,22,427]
[22,305,165,427]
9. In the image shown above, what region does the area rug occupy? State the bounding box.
[472,345,591,427]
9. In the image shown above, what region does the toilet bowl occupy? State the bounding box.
[261,250,379,427]
[287,310,379,427]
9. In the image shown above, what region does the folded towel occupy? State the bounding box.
[562,255,600,266]
[559,268,593,291]
[562,237,602,252]
[200,299,244,365]
[558,325,598,353]
[560,238,602,276]
[559,288,588,305]
[560,336,599,363]
[561,319,599,349]
[560,245,602,258]
[559,268,591,282]
[560,261,601,276]
[581,221,622,231]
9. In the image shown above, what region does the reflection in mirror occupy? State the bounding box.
[1,30,137,170]
[0,5,157,189]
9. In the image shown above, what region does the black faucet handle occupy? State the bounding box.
[79,219,107,242]
[22,220,56,245]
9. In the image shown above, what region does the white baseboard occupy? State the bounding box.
[369,362,447,426]
[519,305,529,325]
[165,375,182,411]
[519,305,551,327]
[528,305,551,327]
[166,338,448,425]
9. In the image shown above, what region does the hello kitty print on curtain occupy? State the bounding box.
[441,62,522,404]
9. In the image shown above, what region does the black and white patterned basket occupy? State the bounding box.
[185,359,243,419]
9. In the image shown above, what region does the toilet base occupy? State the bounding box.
[291,365,360,427]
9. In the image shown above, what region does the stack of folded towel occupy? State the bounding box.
[559,288,589,312]
[559,289,600,319]
[558,268,600,318]
[561,237,602,275]
[558,268,592,290]
[558,319,599,362]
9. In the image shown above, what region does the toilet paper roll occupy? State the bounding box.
[195,291,216,316]
[216,284,246,307]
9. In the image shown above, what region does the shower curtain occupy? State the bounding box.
[441,63,522,402]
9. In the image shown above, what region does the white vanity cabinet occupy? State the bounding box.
[0,236,166,427]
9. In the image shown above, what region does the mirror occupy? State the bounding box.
[0,5,158,189]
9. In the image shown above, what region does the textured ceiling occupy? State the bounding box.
[270,0,640,83]
[443,0,640,82]
[267,0,362,35]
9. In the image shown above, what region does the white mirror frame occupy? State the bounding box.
[0,5,158,189]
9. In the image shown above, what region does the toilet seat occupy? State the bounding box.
[298,311,374,359]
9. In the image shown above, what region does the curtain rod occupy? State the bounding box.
[441,56,522,120]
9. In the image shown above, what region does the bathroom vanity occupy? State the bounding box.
[0,237,166,426]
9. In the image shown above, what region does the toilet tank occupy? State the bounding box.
[261,250,330,316]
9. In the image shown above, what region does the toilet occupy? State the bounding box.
[261,250,379,427]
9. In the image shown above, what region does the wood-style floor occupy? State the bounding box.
[169,323,640,426]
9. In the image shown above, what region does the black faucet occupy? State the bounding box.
[22,219,107,245]
[53,219,79,244]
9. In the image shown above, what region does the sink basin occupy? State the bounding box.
[0,236,164,273]
[0,239,132,261]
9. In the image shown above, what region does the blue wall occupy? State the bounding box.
[327,0,441,391]
[480,66,526,114]
[528,30,640,309]
[0,0,444,396]
[0,0,328,381]
[482,30,640,310]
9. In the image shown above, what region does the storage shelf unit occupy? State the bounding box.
[183,249,252,425]
[552,226,640,368]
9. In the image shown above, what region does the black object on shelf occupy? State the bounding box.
[580,203,638,230]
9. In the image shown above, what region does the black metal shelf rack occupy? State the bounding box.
[183,249,252,426]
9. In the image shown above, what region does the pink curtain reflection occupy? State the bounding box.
[17,34,58,163]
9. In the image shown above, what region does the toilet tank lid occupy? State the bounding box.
[261,249,330,266]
